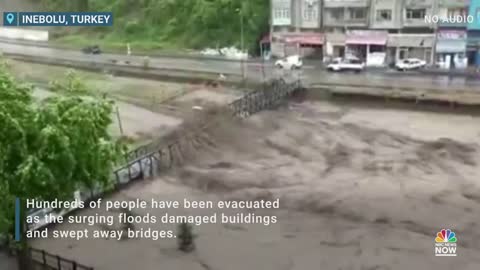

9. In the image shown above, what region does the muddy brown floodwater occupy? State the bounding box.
[32,100,480,270]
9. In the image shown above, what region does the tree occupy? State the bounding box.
[0,61,121,268]
[77,0,89,11]
[42,0,270,52]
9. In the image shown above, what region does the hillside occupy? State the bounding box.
[39,0,270,53]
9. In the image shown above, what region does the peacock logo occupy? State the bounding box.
[435,229,457,243]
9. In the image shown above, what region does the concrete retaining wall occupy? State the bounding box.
[0,27,48,41]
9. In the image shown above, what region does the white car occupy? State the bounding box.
[275,55,303,69]
[327,58,365,72]
[395,58,426,71]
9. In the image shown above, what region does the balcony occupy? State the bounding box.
[438,0,469,8]
[323,0,368,8]
[323,7,368,27]
[438,21,468,28]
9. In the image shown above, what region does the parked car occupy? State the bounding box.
[395,58,426,71]
[275,55,303,69]
[327,58,365,72]
[82,45,102,54]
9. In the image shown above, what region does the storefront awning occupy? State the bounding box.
[467,32,480,47]
[346,30,388,45]
[436,40,467,53]
[275,33,325,45]
[387,34,435,47]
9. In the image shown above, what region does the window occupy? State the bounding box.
[303,7,318,21]
[350,8,366,20]
[406,9,426,19]
[376,10,392,21]
[274,8,290,19]
[330,8,344,20]
[447,8,467,17]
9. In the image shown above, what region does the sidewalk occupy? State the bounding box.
[362,66,480,79]
[301,59,480,78]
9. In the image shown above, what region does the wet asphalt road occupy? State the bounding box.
[1,40,480,91]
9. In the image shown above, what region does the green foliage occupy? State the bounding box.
[0,62,121,239]
[48,69,92,95]
[43,0,269,52]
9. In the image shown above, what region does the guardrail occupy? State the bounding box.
[0,38,262,63]
[3,52,241,78]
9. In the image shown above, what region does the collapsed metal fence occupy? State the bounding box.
[122,78,300,161]
[115,78,302,185]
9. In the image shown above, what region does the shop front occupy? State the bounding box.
[387,34,434,66]
[467,31,480,68]
[435,30,468,69]
[325,32,346,62]
[271,32,325,59]
[345,30,388,67]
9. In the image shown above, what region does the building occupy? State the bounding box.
[370,0,403,30]
[323,0,380,63]
[436,29,468,69]
[267,0,462,67]
[402,0,435,28]
[467,0,480,67]
[270,0,325,58]
[435,0,469,69]
[368,0,435,66]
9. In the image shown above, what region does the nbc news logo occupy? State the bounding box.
[435,229,457,257]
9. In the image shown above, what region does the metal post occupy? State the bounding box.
[57,255,62,270]
[114,170,120,185]
[240,7,246,80]
[116,106,124,136]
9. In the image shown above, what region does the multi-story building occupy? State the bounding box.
[467,0,480,68]
[369,0,435,66]
[268,0,471,68]
[435,0,469,69]
[323,0,384,64]
[270,0,324,58]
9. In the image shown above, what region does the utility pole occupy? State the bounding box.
[116,106,124,136]
[239,7,246,80]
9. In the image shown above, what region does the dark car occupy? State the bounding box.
[82,45,102,54]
